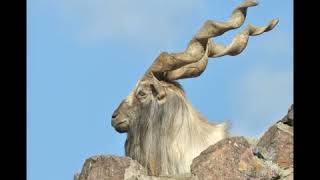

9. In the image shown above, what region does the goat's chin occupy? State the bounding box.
[114,122,129,133]
[115,127,127,133]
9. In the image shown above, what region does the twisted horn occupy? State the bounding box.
[142,0,278,81]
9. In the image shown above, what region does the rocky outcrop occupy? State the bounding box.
[191,137,280,180]
[75,156,146,180]
[75,105,293,180]
[74,156,186,180]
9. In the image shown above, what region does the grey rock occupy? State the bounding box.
[190,137,280,180]
[76,155,147,180]
[279,104,293,126]
[257,107,293,169]
[75,105,294,180]
[75,155,189,180]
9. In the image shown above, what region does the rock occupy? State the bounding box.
[76,155,147,180]
[245,137,259,146]
[287,105,293,123]
[257,105,293,169]
[279,167,293,180]
[191,137,281,180]
[256,123,293,169]
[238,148,281,179]
[75,105,294,180]
[75,155,183,180]
[255,105,293,180]
[279,105,293,126]
[191,137,250,180]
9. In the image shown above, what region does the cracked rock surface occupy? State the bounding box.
[75,105,293,180]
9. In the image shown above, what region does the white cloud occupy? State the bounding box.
[230,67,293,138]
[49,0,202,46]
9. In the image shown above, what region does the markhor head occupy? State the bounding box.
[111,0,278,176]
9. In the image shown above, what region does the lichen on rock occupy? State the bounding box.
[75,105,293,180]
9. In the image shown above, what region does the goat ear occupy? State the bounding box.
[150,77,166,102]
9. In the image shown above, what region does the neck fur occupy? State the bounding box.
[126,92,227,176]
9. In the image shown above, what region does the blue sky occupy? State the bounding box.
[27,0,293,179]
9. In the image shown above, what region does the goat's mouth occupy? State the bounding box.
[112,119,129,133]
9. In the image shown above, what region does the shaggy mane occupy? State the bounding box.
[125,84,227,175]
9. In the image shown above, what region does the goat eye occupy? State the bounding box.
[138,91,146,97]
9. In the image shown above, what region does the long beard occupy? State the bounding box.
[124,95,227,176]
[125,96,187,175]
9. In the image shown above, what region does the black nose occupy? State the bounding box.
[112,111,118,119]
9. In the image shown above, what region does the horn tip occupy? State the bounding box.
[269,19,280,29]
[243,0,259,7]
